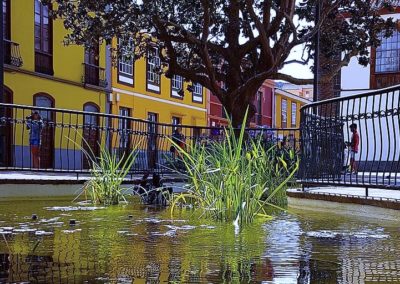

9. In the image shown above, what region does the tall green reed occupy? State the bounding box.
[170,110,298,225]
[73,137,137,206]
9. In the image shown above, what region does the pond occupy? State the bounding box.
[0,198,399,283]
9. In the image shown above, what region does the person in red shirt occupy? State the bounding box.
[348,123,359,174]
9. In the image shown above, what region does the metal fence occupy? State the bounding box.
[0,103,300,175]
[299,85,400,190]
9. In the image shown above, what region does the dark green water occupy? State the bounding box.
[0,198,399,283]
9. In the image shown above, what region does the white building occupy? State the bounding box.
[339,7,400,171]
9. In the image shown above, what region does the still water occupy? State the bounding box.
[0,198,399,283]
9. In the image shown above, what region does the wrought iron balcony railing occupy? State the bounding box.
[3,39,23,67]
[82,63,107,87]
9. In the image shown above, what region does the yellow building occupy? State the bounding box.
[274,88,311,129]
[272,88,310,150]
[1,0,107,168]
[110,40,207,127]
[108,39,208,170]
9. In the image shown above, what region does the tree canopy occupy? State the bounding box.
[47,0,396,125]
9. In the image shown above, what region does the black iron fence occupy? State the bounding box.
[0,103,299,175]
[299,85,400,190]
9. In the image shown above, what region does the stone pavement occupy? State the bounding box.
[0,171,186,186]
[301,186,400,201]
[288,186,400,210]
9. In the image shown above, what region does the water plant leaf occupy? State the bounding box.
[169,107,299,225]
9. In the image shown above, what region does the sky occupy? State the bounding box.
[280,43,314,80]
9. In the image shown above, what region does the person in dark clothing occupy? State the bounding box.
[170,126,185,159]
[26,111,43,169]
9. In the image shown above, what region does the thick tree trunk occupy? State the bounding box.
[226,92,257,128]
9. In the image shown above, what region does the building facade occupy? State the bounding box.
[110,39,207,127]
[207,80,274,127]
[341,12,400,92]
[1,0,108,168]
[109,38,208,171]
[3,0,108,110]
[274,88,310,129]
[337,5,400,172]
[275,82,314,101]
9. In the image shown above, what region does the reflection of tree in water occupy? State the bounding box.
[296,212,400,283]
[144,214,162,284]
[0,253,10,281]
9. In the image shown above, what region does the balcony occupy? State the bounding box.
[3,39,23,67]
[82,63,107,87]
[35,51,54,76]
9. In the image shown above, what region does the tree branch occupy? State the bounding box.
[274,73,313,85]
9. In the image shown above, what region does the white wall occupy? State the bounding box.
[339,13,400,166]
[340,89,400,163]
[341,53,371,90]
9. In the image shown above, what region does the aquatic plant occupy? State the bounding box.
[77,143,137,206]
[170,110,298,225]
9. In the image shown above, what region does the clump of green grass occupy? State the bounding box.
[75,141,137,206]
[170,111,298,225]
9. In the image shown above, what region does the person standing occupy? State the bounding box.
[26,111,43,169]
[170,126,185,159]
[348,123,359,174]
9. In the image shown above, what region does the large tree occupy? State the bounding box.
[47,0,395,126]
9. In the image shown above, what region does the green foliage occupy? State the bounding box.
[77,145,137,206]
[170,110,298,225]
[47,0,396,124]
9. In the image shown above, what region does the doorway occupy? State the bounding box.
[0,87,13,167]
[147,112,158,170]
[34,94,55,169]
[82,103,100,169]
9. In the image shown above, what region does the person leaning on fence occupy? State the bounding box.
[347,123,359,174]
[170,126,185,159]
[26,111,43,169]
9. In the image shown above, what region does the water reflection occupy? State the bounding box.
[0,200,399,283]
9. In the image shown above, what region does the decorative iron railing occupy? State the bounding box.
[298,85,400,190]
[3,39,23,67]
[0,103,299,174]
[82,63,107,87]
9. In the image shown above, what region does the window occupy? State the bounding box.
[291,102,297,127]
[83,103,99,126]
[148,112,158,134]
[118,38,134,85]
[171,75,183,98]
[119,107,131,152]
[376,31,400,73]
[256,90,263,125]
[85,45,99,66]
[281,98,287,128]
[192,83,203,103]
[3,0,10,40]
[172,116,181,126]
[119,107,131,129]
[34,0,53,75]
[84,45,100,85]
[34,94,54,120]
[147,47,161,92]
